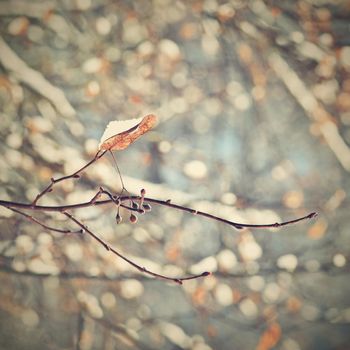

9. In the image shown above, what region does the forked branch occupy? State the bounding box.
[0,150,317,283]
[31,150,107,206]
[0,196,318,230]
[63,211,209,284]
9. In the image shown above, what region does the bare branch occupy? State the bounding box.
[8,207,81,234]
[31,150,107,205]
[0,151,317,283]
[1,197,317,230]
[62,211,209,284]
[140,197,318,230]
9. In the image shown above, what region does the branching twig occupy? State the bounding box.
[8,207,81,234]
[63,211,209,284]
[0,150,318,283]
[1,197,317,230]
[31,150,107,206]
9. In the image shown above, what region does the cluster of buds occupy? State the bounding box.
[115,188,152,225]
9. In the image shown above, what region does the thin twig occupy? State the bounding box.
[63,211,209,284]
[141,197,318,229]
[0,151,318,283]
[1,197,318,230]
[8,207,81,234]
[108,150,128,193]
[9,151,317,229]
[32,150,107,205]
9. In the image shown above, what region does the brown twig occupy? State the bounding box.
[0,197,318,230]
[62,211,209,284]
[0,151,318,283]
[31,150,107,206]
[143,197,318,229]
[8,207,82,234]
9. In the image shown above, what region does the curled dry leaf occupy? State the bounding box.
[99,114,157,151]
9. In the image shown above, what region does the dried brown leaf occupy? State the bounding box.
[99,114,157,151]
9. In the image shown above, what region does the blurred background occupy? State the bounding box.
[0,0,350,349]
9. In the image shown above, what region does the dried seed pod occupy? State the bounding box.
[129,213,138,223]
[142,203,152,212]
[116,213,122,224]
[99,114,157,151]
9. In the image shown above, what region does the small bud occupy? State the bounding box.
[132,201,139,210]
[73,174,80,178]
[129,213,138,224]
[116,213,122,224]
[113,196,120,205]
[138,208,146,215]
[142,203,152,212]
[140,188,146,196]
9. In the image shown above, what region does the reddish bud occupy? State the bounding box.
[140,188,146,196]
[129,213,138,223]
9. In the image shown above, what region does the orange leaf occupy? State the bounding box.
[99,114,157,151]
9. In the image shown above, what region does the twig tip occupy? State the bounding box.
[309,212,318,219]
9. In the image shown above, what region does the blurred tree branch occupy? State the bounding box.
[0,35,75,117]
